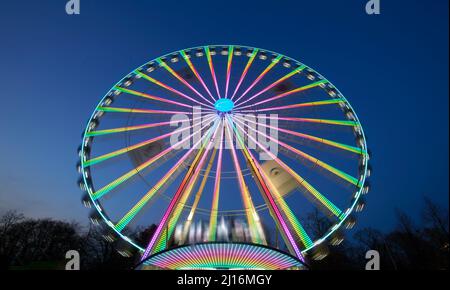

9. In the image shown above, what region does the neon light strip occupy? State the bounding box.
[225,46,234,98]
[227,117,305,261]
[142,120,220,260]
[84,114,215,167]
[235,65,306,107]
[86,113,208,137]
[234,54,283,104]
[156,59,215,106]
[232,117,345,217]
[236,79,328,109]
[230,49,259,100]
[153,120,224,252]
[204,46,222,99]
[181,146,219,243]
[142,243,304,270]
[97,106,193,115]
[224,120,266,245]
[134,70,214,108]
[234,115,364,155]
[233,116,359,187]
[236,98,344,113]
[114,121,219,231]
[208,125,224,241]
[114,86,192,108]
[180,50,216,102]
[230,120,314,248]
[92,117,216,200]
[264,116,358,126]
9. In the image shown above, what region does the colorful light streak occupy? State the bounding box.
[224,120,266,246]
[134,69,214,108]
[232,117,344,218]
[140,243,305,270]
[142,120,221,260]
[234,115,365,155]
[180,50,216,102]
[114,86,192,108]
[84,114,215,167]
[226,117,305,261]
[156,58,215,106]
[235,79,328,110]
[204,46,222,99]
[234,54,283,104]
[114,120,219,232]
[230,48,259,100]
[263,116,359,127]
[91,117,216,200]
[235,65,306,107]
[238,98,344,113]
[224,46,234,98]
[208,126,224,241]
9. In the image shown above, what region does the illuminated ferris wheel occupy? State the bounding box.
[77,45,371,270]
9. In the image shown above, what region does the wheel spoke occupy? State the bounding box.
[234,65,306,107]
[180,50,217,102]
[224,118,267,245]
[235,98,344,113]
[232,117,343,219]
[234,115,365,155]
[235,79,328,110]
[234,54,283,104]
[226,116,307,260]
[84,114,215,167]
[230,48,259,100]
[114,119,219,232]
[157,58,216,107]
[224,46,234,98]
[233,116,360,186]
[142,119,221,259]
[204,46,222,99]
[90,116,216,200]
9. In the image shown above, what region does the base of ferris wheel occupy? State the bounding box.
[135,242,309,270]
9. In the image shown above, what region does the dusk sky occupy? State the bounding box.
[0,0,448,233]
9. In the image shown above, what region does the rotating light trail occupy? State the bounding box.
[181,146,219,244]
[234,115,365,155]
[233,54,283,104]
[231,119,336,248]
[180,50,216,102]
[90,117,216,200]
[134,69,214,109]
[263,116,359,127]
[224,119,266,245]
[84,114,215,167]
[237,99,344,113]
[113,86,192,109]
[114,119,219,232]
[234,64,306,107]
[226,116,306,261]
[86,113,209,137]
[230,48,259,100]
[235,79,329,110]
[97,106,198,115]
[142,120,221,260]
[153,120,224,252]
[156,58,216,106]
[233,116,359,187]
[204,46,222,99]
[224,46,234,98]
[208,125,224,241]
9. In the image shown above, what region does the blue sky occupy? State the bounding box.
[0,0,448,233]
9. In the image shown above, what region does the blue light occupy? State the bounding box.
[214,98,234,113]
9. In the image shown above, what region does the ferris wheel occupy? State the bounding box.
[77,45,371,270]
